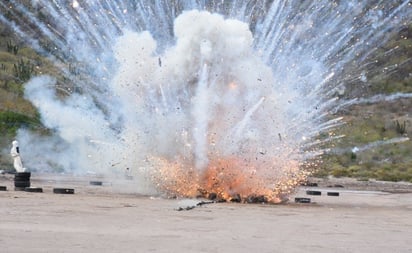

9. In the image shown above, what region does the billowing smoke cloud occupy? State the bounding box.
[16,11,304,198]
[110,11,284,169]
[20,75,126,174]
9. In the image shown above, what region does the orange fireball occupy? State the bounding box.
[149,155,308,203]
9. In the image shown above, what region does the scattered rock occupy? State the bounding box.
[208,192,217,200]
[230,194,242,203]
[176,206,195,211]
[196,201,214,206]
[295,197,311,203]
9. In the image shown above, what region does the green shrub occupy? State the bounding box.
[0,110,41,136]
[330,164,349,177]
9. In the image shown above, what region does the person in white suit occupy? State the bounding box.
[10,140,26,172]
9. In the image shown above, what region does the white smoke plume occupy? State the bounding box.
[110,11,287,170]
[18,11,293,179]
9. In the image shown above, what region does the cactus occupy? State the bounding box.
[394,120,407,135]
[6,40,19,55]
[69,62,80,76]
[13,59,34,82]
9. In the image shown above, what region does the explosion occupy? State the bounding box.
[3,1,408,203]
[108,11,314,203]
[149,155,308,203]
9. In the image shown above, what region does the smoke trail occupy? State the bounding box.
[332,137,410,155]
[192,63,211,171]
[336,93,412,112]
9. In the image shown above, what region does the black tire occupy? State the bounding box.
[16,172,31,177]
[53,188,75,194]
[327,192,340,196]
[306,190,321,196]
[0,186,7,191]
[14,180,30,188]
[89,181,103,186]
[15,172,31,179]
[14,176,31,182]
[25,187,43,193]
[295,197,311,203]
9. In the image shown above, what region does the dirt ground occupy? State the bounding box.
[1,173,411,253]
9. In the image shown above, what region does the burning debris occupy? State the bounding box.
[229,193,242,203]
[245,195,268,204]
[150,156,308,204]
[203,191,269,204]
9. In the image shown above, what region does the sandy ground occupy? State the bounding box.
[1,173,411,253]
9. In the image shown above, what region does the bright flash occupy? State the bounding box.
[228,82,237,90]
[72,0,79,8]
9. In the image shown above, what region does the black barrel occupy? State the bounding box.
[14,172,31,189]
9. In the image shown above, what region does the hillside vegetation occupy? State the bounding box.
[314,23,412,182]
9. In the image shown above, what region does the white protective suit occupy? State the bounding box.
[10,140,25,172]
